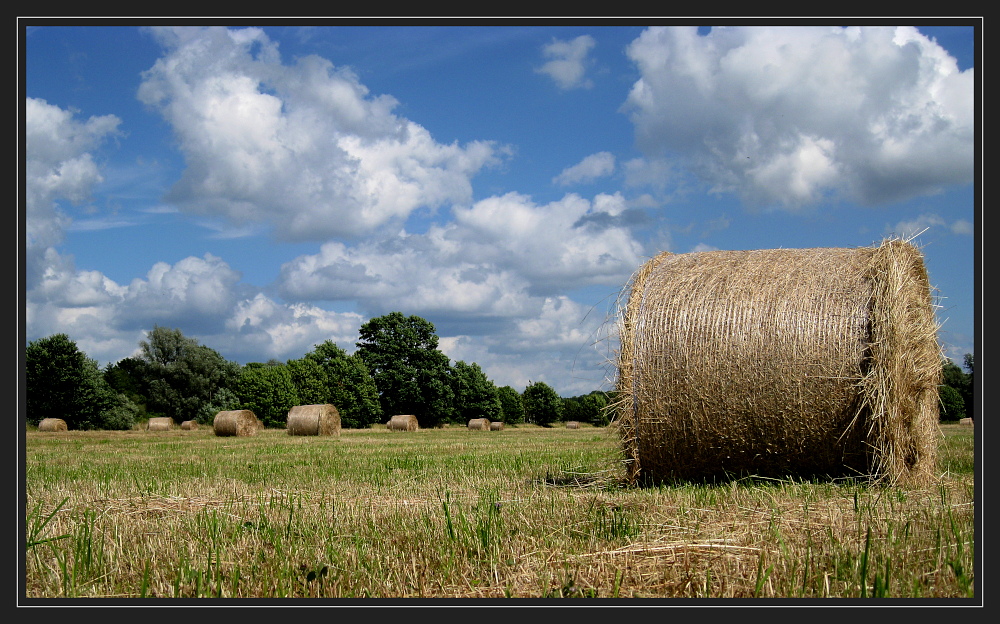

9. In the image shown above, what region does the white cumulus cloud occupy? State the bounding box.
[622,26,974,210]
[535,35,597,90]
[137,26,506,240]
[553,151,616,186]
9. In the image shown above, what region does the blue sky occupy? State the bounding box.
[21,20,979,397]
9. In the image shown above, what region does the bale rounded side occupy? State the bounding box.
[489,421,505,431]
[467,418,490,430]
[213,410,259,437]
[287,404,341,436]
[387,414,419,431]
[614,239,940,486]
[565,421,581,429]
[180,420,199,430]
[37,418,68,432]
[147,417,174,431]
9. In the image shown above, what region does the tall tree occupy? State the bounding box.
[497,385,524,424]
[522,380,563,427]
[355,312,455,427]
[26,334,136,430]
[236,364,299,428]
[451,360,501,423]
[137,326,241,424]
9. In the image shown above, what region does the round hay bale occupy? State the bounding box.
[287,404,341,436]
[959,417,973,426]
[489,421,505,431]
[37,418,68,432]
[180,420,199,430]
[213,410,259,437]
[467,418,490,430]
[147,417,174,431]
[565,421,581,429]
[387,414,419,431]
[615,239,940,486]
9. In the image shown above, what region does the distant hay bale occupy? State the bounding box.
[37,418,68,432]
[287,404,341,436]
[614,239,941,486]
[147,417,174,431]
[565,421,581,429]
[490,421,505,431]
[387,414,419,431]
[180,420,199,430]
[959,417,973,426]
[467,418,490,430]
[213,410,259,437]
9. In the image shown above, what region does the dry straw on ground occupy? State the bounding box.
[37,418,68,432]
[286,404,341,436]
[467,418,490,430]
[490,421,505,431]
[180,420,199,430]
[147,417,173,432]
[565,421,581,429]
[213,410,259,437]
[614,239,941,486]
[387,414,419,431]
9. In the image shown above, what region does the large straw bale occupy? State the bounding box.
[614,239,940,486]
[287,404,341,436]
[180,420,199,430]
[213,410,259,437]
[147,417,174,431]
[490,421,505,431]
[565,421,581,429]
[37,418,68,432]
[467,418,490,430]
[387,414,419,431]
[959,417,973,427]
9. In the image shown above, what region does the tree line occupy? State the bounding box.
[25,312,613,431]
[939,353,975,421]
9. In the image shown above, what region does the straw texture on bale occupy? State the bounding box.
[147,417,173,431]
[490,421,505,431]
[565,421,581,429]
[287,404,341,436]
[467,418,490,430]
[180,420,199,430]
[959,417,973,427]
[387,414,419,431]
[37,418,68,432]
[213,410,259,437]
[614,239,940,486]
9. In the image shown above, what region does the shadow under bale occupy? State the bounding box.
[614,239,940,487]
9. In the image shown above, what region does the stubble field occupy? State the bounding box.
[23,422,975,601]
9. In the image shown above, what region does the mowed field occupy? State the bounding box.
[23,422,975,600]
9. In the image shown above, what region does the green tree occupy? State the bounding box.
[938,384,966,422]
[286,357,329,406]
[497,385,524,424]
[301,340,383,429]
[451,360,502,423]
[26,334,136,430]
[522,380,563,427]
[962,353,974,419]
[563,391,609,425]
[355,312,455,427]
[235,364,299,428]
[137,326,242,424]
